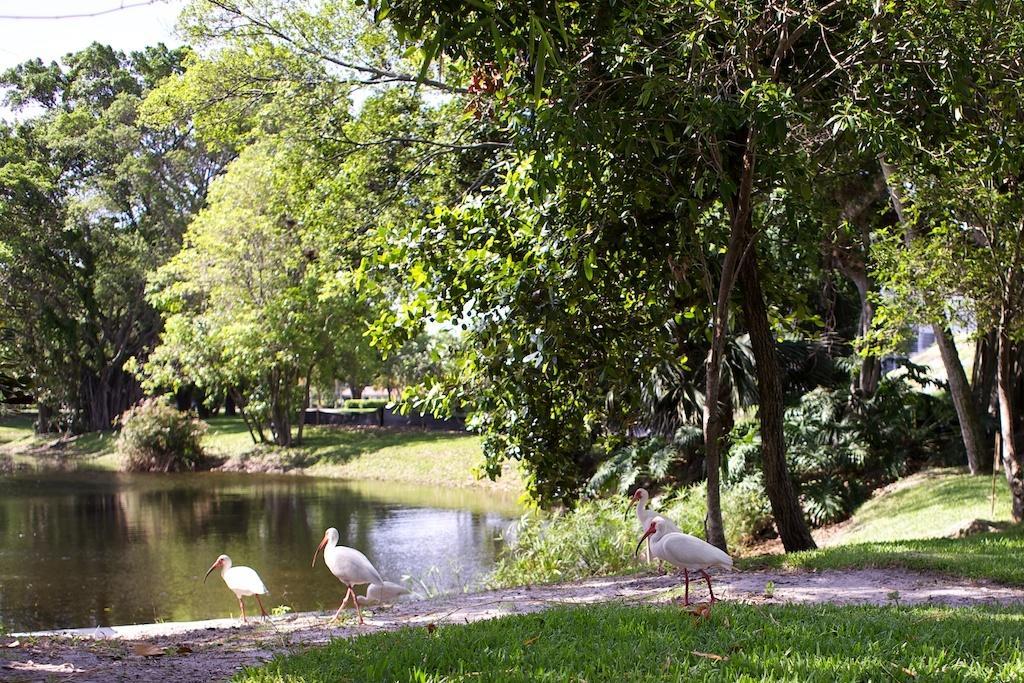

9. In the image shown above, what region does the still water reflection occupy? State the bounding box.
[0,472,520,631]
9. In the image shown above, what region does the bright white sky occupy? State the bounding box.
[0,0,185,71]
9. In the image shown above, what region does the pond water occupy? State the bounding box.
[0,471,521,631]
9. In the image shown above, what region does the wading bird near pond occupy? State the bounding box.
[313,527,384,625]
[203,554,269,622]
[628,488,682,570]
[343,581,411,608]
[635,516,733,606]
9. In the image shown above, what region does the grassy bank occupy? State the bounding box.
[0,413,519,492]
[237,603,1024,682]
[744,526,1024,585]
[736,468,1023,583]
[822,468,1012,545]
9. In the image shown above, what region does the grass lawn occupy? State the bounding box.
[744,524,1024,586]
[739,467,1024,585]
[237,603,1024,682]
[0,411,34,445]
[825,468,1012,544]
[0,412,517,491]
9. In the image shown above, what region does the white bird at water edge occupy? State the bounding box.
[313,527,385,625]
[203,554,269,622]
[635,516,733,606]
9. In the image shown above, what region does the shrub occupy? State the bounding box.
[117,398,207,472]
[344,399,388,409]
[488,484,771,588]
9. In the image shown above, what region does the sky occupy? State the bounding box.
[0,0,185,71]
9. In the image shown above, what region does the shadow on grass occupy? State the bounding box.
[239,603,1024,682]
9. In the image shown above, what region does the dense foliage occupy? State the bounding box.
[116,398,207,472]
[0,43,227,433]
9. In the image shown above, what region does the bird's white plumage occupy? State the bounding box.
[632,489,682,534]
[646,516,733,572]
[359,581,410,606]
[320,527,384,587]
[204,554,270,622]
[223,565,269,598]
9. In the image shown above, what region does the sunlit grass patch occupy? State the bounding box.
[236,603,1024,682]
[827,468,1013,545]
[744,524,1024,585]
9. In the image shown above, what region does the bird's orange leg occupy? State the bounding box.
[331,587,354,622]
[352,587,365,625]
[255,595,269,620]
[700,570,718,603]
[238,598,247,623]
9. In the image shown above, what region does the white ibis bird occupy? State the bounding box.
[635,516,733,605]
[203,554,269,622]
[628,488,681,569]
[312,527,384,625]
[343,581,411,608]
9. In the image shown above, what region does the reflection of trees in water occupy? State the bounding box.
[0,473,518,630]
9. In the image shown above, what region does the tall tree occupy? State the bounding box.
[0,43,225,432]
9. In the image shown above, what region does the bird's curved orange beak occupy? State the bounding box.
[203,558,221,583]
[312,534,328,568]
[634,522,656,557]
[625,492,639,518]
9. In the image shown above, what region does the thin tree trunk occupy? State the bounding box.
[296,364,313,445]
[973,330,998,415]
[702,127,758,552]
[997,317,1023,521]
[934,324,986,474]
[880,156,987,476]
[738,239,817,551]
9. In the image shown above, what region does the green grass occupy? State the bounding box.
[827,468,1012,544]
[236,603,1024,682]
[0,412,517,490]
[0,411,34,446]
[737,467,1024,585]
[744,523,1024,586]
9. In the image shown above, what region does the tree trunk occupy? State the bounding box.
[700,126,758,553]
[879,156,989,477]
[934,324,986,474]
[349,381,364,401]
[224,391,237,417]
[849,270,881,397]
[973,330,997,416]
[738,238,817,551]
[296,364,313,445]
[997,318,1024,521]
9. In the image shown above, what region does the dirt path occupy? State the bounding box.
[4,568,1024,682]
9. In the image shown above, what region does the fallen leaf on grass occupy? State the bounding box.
[176,645,193,655]
[131,642,165,657]
[4,660,84,673]
[902,667,918,678]
[426,623,437,635]
[4,640,19,648]
[523,636,539,647]
[686,604,712,620]
[691,651,728,662]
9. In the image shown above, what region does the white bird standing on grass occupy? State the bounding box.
[628,488,682,569]
[203,554,269,622]
[313,527,384,625]
[635,516,733,606]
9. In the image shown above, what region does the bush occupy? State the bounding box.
[117,398,207,472]
[344,399,388,409]
[488,484,771,588]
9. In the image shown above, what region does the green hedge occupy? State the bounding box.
[344,399,388,409]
